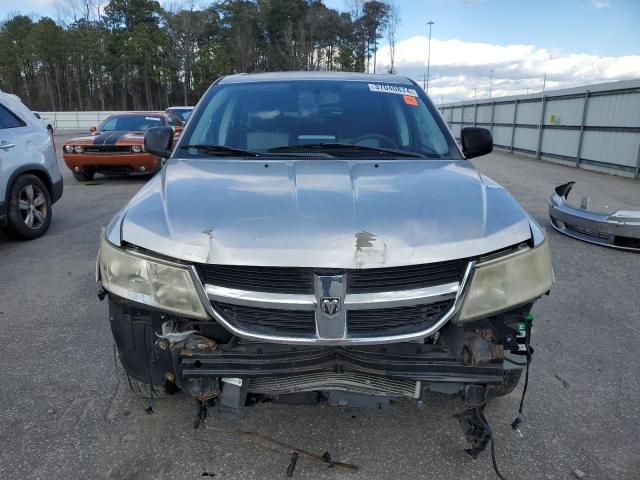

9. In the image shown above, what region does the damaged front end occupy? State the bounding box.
[109,294,532,413]
[549,181,640,252]
[99,225,552,460]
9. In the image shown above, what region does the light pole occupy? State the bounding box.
[489,69,494,98]
[426,20,434,93]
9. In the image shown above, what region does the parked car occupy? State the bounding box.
[32,112,54,135]
[98,72,554,455]
[165,106,193,122]
[0,92,63,239]
[62,112,183,181]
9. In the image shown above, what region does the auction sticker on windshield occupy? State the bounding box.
[368,83,419,97]
[403,95,419,106]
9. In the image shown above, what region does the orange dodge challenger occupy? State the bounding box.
[63,112,183,181]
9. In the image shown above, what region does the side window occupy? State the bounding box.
[0,104,26,129]
[100,118,117,131]
[167,115,182,128]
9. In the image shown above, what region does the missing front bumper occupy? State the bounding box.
[177,343,504,385]
[108,295,517,402]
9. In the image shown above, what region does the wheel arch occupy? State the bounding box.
[5,165,54,206]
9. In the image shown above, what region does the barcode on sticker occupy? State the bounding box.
[368,84,419,97]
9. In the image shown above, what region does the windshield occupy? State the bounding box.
[99,114,164,132]
[179,80,461,159]
[167,108,192,121]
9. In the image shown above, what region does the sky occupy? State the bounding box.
[2,0,639,103]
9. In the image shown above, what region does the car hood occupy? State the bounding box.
[113,158,533,267]
[66,131,144,145]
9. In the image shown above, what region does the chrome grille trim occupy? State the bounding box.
[344,282,458,309]
[190,261,475,345]
[205,285,316,311]
[205,282,458,311]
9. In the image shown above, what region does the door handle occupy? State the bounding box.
[0,142,16,150]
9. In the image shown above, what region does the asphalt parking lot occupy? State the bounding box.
[1,131,639,480]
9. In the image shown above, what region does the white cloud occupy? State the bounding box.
[592,0,611,9]
[373,36,640,103]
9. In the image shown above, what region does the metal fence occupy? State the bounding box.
[439,79,640,179]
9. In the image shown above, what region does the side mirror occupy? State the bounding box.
[144,126,174,158]
[461,127,493,159]
[173,125,183,134]
[89,126,96,133]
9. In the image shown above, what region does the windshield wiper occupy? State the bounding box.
[268,143,425,158]
[180,144,262,157]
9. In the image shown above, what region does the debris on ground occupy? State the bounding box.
[242,431,358,472]
[286,452,299,477]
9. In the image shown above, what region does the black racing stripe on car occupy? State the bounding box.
[93,131,128,145]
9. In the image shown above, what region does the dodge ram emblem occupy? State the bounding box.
[320,297,341,316]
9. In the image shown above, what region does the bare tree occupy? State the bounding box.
[385,2,399,74]
[165,0,211,105]
[55,0,102,26]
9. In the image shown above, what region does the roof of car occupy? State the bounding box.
[218,71,414,85]
[110,111,166,116]
[0,92,39,128]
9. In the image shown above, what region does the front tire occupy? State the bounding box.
[489,368,523,398]
[72,169,95,182]
[113,346,169,399]
[3,174,52,240]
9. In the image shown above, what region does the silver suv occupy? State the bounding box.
[98,72,553,457]
[0,92,63,239]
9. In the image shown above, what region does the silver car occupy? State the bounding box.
[98,72,553,458]
[0,92,63,240]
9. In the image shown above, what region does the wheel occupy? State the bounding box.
[113,345,169,399]
[489,368,523,398]
[72,169,95,181]
[3,174,52,240]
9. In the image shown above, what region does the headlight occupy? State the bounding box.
[458,239,554,322]
[98,232,208,319]
[64,145,74,153]
[73,145,84,153]
[131,145,143,153]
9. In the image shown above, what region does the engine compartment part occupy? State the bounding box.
[549,181,640,251]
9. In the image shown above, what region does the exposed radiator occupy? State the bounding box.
[247,371,420,398]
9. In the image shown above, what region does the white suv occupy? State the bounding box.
[0,92,63,239]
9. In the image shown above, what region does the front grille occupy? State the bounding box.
[199,265,314,294]
[197,259,466,294]
[214,302,316,336]
[213,300,453,338]
[83,145,132,153]
[347,260,466,293]
[348,300,453,335]
[565,223,611,240]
